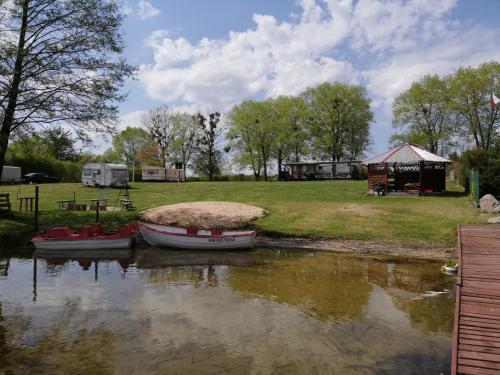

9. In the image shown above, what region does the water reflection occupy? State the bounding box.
[0,248,455,374]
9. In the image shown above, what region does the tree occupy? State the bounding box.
[94,147,120,163]
[112,126,151,165]
[302,82,372,166]
[192,112,224,180]
[142,106,176,168]
[170,113,199,173]
[227,101,264,179]
[448,61,500,153]
[272,96,308,179]
[44,125,82,161]
[392,75,455,155]
[0,0,134,175]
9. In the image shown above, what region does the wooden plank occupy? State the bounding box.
[457,365,500,375]
[452,225,500,374]
[460,344,500,355]
[459,350,500,363]
[460,338,500,348]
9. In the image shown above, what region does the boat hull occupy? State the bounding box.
[139,222,256,250]
[32,237,132,250]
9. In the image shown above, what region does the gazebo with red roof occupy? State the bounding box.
[363,144,451,194]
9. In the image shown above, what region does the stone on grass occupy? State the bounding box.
[488,217,500,224]
[480,194,500,213]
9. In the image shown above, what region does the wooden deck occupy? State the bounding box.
[451,224,500,375]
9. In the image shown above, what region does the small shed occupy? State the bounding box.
[364,144,451,194]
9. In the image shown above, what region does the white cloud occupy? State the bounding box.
[118,110,146,131]
[138,0,160,20]
[137,0,500,116]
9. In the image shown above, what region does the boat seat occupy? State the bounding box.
[47,227,74,238]
[89,223,103,236]
[211,229,223,236]
[79,227,91,239]
[186,227,200,236]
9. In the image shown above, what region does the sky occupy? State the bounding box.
[113,0,500,157]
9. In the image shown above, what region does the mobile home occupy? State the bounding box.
[283,161,361,181]
[0,166,21,184]
[142,166,185,182]
[82,163,128,188]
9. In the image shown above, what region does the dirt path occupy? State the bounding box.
[256,236,455,260]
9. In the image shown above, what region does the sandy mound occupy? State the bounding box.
[141,201,265,228]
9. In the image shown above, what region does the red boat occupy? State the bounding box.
[32,223,136,250]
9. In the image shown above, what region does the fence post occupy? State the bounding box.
[95,200,100,223]
[34,186,39,232]
[469,169,480,207]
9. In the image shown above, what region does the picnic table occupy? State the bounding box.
[88,198,109,210]
[19,196,35,212]
[57,199,76,209]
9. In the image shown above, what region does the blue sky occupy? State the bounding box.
[114,0,500,157]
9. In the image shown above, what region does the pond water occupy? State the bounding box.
[0,247,455,374]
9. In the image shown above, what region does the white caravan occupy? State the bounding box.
[1,166,21,184]
[142,165,186,182]
[82,163,128,188]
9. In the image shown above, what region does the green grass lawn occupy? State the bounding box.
[0,180,489,247]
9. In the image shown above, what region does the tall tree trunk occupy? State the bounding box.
[277,150,283,181]
[0,0,29,173]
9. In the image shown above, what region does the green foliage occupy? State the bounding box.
[142,106,176,167]
[392,75,454,155]
[449,61,500,152]
[43,126,83,161]
[227,100,277,180]
[302,82,373,161]
[460,146,500,197]
[112,127,152,165]
[169,113,200,172]
[93,148,120,164]
[0,0,134,176]
[5,150,87,182]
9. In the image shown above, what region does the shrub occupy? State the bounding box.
[461,147,500,197]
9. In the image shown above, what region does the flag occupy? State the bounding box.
[493,94,500,110]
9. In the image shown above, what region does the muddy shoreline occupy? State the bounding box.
[256,236,456,260]
[1,232,455,261]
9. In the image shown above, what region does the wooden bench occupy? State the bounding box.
[0,193,12,215]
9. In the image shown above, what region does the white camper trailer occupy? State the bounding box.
[82,163,128,188]
[1,166,21,184]
[142,165,185,182]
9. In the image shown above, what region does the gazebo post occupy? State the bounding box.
[418,160,424,196]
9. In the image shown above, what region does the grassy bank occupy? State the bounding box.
[0,180,488,248]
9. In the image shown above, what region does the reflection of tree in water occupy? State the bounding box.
[367,259,455,334]
[0,300,119,375]
[227,252,373,321]
[146,266,219,287]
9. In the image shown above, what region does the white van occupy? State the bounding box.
[82,163,128,188]
[1,166,21,184]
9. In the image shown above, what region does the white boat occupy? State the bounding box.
[138,221,256,250]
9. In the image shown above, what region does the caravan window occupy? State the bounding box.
[146,169,159,175]
[83,169,92,176]
[92,169,100,176]
[112,169,127,178]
